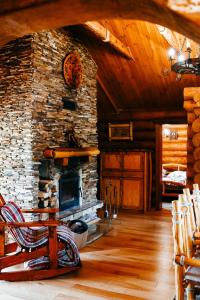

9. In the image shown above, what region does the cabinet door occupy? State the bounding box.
[101,153,121,170]
[122,178,143,210]
[123,152,144,171]
[101,177,121,207]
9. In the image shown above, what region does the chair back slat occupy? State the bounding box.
[192,184,200,231]
[183,188,196,232]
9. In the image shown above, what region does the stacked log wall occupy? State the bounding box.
[162,125,188,165]
[183,87,200,188]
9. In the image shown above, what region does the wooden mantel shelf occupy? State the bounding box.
[43,147,100,166]
[44,147,100,166]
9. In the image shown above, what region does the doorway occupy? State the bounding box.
[161,124,188,209]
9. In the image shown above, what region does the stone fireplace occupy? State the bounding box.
[0,28,102,221]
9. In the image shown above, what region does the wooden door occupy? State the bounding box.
[122,178,144,210]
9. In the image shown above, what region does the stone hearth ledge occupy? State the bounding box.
[58,200,103,223]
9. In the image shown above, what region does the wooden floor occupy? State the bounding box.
[0,210,175,300]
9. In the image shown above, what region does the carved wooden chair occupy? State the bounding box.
[0,194,81,281]
[172,193,200,300]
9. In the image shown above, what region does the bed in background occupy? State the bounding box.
[162,163,187,198]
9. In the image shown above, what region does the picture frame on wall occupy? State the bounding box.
[108,122,133,141]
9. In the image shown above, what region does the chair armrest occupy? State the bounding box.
[0,220,60,228]
[21,208,59,214]
[175,255,200,268]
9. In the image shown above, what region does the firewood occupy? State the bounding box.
[38,191,51,199]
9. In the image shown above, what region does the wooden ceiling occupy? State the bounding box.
[72,20,200,120]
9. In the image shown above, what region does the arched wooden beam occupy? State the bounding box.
[0,0,200,46]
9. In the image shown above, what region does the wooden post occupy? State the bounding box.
[183,188,196,232]
[48,227,58,269]
[0,224,5,257]
[155,124,162,210]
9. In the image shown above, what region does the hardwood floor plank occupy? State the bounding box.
[0,210,174,299]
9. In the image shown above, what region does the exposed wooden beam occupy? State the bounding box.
[1,1,200,47]
[83,21,133,60]
[99,110,187,122]
[97,74,120,114]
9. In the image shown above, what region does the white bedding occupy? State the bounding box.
[162,170,186,185]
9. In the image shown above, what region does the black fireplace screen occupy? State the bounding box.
[59,172,80,211]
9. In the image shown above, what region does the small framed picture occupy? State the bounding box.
[108,122,133,141]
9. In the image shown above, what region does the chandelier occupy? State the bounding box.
[157,25,200,80]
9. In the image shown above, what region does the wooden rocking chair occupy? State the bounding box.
[0,194,81,281]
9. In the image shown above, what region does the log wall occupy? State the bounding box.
[184,87,200,187]
[162,124,188,165]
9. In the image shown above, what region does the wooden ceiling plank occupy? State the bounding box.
[97,74,120,114]
[83,21,132,60]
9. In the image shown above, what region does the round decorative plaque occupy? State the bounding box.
[63,51,83,89]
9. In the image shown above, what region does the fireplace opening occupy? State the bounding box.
[59,170,82,211]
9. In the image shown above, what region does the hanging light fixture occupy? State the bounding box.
[168,37,200,80]
[157,25,200,80]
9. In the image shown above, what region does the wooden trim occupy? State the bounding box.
[155,124,162,210]
[97,74,119,113]
[83,21,132,60]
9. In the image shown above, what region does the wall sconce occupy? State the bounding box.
[163,128,178,140]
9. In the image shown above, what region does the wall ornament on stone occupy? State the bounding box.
[63,51,83,89]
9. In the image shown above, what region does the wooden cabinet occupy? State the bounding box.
[100,151,152,212]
